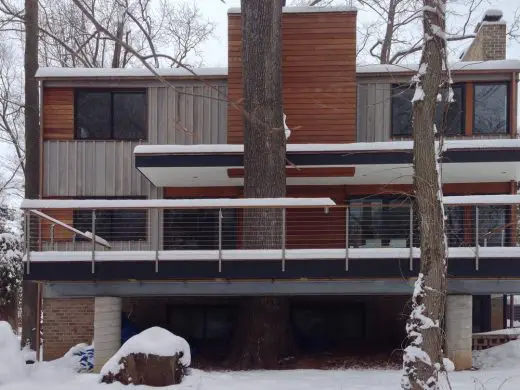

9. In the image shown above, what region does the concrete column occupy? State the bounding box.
[93,297,122,373]
[445,295,472,370]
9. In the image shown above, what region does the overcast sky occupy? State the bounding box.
[197,0,520,67]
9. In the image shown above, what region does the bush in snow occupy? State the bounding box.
[61,343,94,373]
[0,208,23,327]
[0,321,26,385]
[101,327,191,386]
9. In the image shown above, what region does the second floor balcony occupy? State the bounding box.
[21,196,520,282]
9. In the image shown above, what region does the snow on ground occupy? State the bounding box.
[3,321,520,390]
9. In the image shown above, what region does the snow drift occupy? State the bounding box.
[0,322,26,385]
[473,339,520,370]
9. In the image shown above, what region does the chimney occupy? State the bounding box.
[461,9,506,61]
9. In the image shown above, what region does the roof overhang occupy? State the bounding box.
[134,140,520,187]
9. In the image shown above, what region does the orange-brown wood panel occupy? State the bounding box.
[39,209,74,242]
[227,11,357,144]
[227,167,355,178]
[43,88,74,140]
[511,73,517,138]
[464,83,474,136]
[164,187,241,198]
[510,180,517,246]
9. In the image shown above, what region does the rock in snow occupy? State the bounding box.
[101,327,191,386]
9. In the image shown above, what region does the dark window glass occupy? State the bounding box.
[445,206,464,247]
[75,90,146,140]
[435,85,464,136]
[391,84,464,136]
[113,92,146,140]
[348,197,414,248]
[76,91,111,139]
[163,209,236,250]
[73,209,147,241]
[474,84,508,134]
[476,206,507,247]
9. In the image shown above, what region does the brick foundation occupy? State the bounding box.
[42,298,94,361]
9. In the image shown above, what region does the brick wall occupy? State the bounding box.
[462,22,506,61]
[42,298,94,361]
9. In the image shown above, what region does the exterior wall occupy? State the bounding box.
[227,10,357,144]
[93,297,122,372]
[42,298,94,361]
[462,22,506,61]
[446,295,473,370]
[42,88,74,140]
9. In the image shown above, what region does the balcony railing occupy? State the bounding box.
[20,196,520,274]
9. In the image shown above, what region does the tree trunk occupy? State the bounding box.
[111,20,124,68]
[379,0,396,64]
[227,0,290,370]
[402,1,448,389]
[22,0,40,352]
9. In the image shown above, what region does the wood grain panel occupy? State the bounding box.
[40,209,74,242]
[43,88,74,140]
[227,167,355,178]
[464,83,474,136]
[227,11,357,144]
[511,73,517,138]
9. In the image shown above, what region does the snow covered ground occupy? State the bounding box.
[3,322,520,390]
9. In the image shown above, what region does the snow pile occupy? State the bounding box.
[100,327,191,376]
[0,322,26,385]
[473,339,520,370]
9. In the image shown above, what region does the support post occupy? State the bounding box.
[475,206,479,271]
[282,208,286,272]
[218,208,223,273]
[445,295,473,370]
[155,209,160,273]
[345,206,349,271]
[25,212,30,275]
[50,224,55,249]
[91,210,96,274]
[93,297,122,373]
[409,205,414,271]
[510,294,515,328]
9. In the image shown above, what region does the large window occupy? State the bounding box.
[75,90,146,140]
[163,209,236,250]
[475,206,508,247]
[391,84,464,137]
[73,208,147,242]
[473,83,509,134]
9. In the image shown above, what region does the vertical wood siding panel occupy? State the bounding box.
[219,85,228,144]
[157,88,168,145]
[381,84,391,141]
[356,84,365,142]
[166,87,175,144]
[366,84,376,142]
[374,83,385,142]
[148,87,158,144]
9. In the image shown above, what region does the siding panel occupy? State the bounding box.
[356,82,391,142]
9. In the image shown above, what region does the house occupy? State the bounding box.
[23,7,520,371]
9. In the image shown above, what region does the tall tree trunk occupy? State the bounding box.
[22,0,40,352]
[380,0,397,64]
[402,0,449,389]
[227,0,290,370]
[111,20,124,68]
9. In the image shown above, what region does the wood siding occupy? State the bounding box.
[227,11,357,144]
[43,88,74,140]
[357,83,391,142]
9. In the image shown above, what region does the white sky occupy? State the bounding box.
[197,0,520,67]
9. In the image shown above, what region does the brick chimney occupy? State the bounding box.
[462,9,506,61]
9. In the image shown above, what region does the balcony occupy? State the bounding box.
[21,196,520,282]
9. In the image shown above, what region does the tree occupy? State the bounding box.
[401,0,450,388]
[0,207,23,329]
[21,0,39,351]
[226,0,290,369]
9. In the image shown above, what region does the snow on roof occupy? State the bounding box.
[357,59,520,74]
[228,6,357,14]
[100,327,190,377]
[35,67,228,79]
[484,9,503,19]
[134,139,520,156]
[20,198,336,210]
[36,59,520,80]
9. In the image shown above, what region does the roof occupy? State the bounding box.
[228,6,357,14]
[35,60,520,80]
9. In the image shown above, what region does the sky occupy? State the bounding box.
[196,0,520,67]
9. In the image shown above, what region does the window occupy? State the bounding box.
[163,209,236,250]
[391,84,464,137]
[475,206,508,247]
[445,206,465,247]
[348,196,414,248]
[75,90,146,140]
[473,83,509,134]
[73,208,147,242]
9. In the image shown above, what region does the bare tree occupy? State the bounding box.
[226,0,291,369]
[401,0,450,388]
[21,0,39,351]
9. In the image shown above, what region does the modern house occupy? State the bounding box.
[23,6,520,371]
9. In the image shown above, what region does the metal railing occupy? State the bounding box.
[21,199,519,273]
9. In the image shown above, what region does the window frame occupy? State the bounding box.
[472,81,510,135]
[74,89,148,141]
[72,196,148,242]
[390,83,466,138]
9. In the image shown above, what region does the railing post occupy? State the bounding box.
[282,208,286,272]
[345,206,349,271]
[91,209,96,274]
[218,208,223,273]
[72,234,77,251]
[475,206,480,271]
[50,224,55,250]
[409,205,414,271]
[155,209,160,273]
[25,212,30,275]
